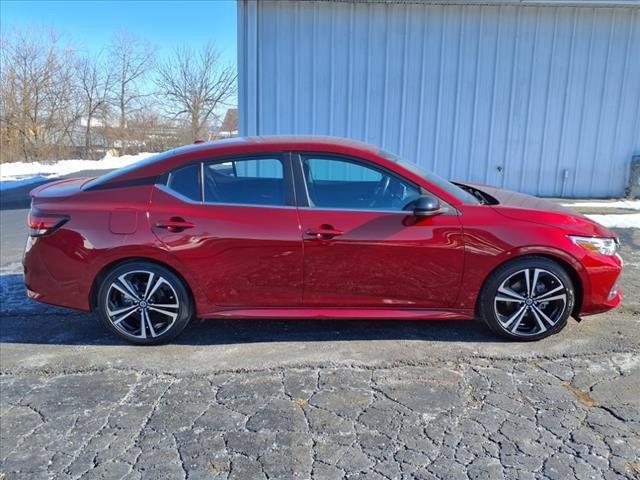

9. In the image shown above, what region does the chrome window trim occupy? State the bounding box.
[159,153,459,215]
[296,205,457,215]
[297,206,413,215]
[300,155,314,207]
[156,184,456,214]
[200,161,205,202]
[155,184,298,210]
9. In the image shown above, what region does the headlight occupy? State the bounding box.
[569,235,618,256]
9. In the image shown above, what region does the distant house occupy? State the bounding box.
[219,108,238,138]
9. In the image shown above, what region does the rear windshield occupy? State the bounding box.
[82,150,174,190]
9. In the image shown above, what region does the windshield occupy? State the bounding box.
[380,150,480,204]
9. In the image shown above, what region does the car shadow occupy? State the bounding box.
[0,273,501,346]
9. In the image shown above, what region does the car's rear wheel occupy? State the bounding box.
[478,257,575,341]
[96,261,193,345]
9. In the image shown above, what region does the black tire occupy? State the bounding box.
[478,257,575,341]
[96,261,193,345]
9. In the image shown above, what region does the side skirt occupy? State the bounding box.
[200,308,475,321]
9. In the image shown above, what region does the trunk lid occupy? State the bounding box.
[30,177,92,200]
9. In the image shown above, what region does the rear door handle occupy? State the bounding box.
[305,225,344,240]
[155,217,195,233]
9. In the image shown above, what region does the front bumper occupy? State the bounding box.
[578,252,624,316]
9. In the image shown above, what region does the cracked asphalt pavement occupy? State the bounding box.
[1,207,639,479]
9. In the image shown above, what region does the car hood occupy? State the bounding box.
[465,183,616,238]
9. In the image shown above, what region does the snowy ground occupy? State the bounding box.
[564,200,640,211]
[0,152,155,191]
[559,200,639,229]
[582,213,639,229]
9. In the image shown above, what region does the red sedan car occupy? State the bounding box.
[24,136,623,344]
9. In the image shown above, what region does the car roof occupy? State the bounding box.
[167,135,380,158]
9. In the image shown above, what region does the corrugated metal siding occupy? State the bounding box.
[239,1,640,197]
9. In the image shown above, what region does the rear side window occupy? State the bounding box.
[204,157,285,206]
[167,164,201,202]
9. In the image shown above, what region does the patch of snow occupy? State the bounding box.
[611,353,640,373]
[563,200,640,211]
[0,262,23,275]
[0,152,156,190]
[585,213,640,229]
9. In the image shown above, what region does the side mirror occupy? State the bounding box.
[412,195,442,217]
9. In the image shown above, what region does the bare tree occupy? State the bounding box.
[108,30,155,132]
[77,53,113,158]
[128,105,192,152]
[0,26,234,162]
[0,27,82,162]
[155,43,236,141]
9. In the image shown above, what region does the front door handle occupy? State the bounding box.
[305,225,344,240]
[155,217,195,233]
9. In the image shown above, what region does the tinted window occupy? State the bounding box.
[302,157,421,210]
[379,149,479,205]
[204,157,285,206]
[167,164,201,201]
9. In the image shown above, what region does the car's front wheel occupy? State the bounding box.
[96,261,193,345]
[478,257,575,341]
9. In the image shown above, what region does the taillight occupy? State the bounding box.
[27,212,69,237]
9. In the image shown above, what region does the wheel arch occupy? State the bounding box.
[535,254,583,316]
[475,252,585,318]
[89,256,198,314]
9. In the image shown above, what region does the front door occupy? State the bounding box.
[149,155,303,308]
[296,155,464,308]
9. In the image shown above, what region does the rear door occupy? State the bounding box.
[294,154,464,308]
[149,154,303,308]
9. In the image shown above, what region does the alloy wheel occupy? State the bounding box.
[105,270,180,339]
[493,268,567,337]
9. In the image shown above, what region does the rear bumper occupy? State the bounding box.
[23,236,91,312]
[24,283,88,312]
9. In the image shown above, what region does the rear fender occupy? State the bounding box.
[85,246,209,317]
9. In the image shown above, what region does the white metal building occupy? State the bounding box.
[237,0,640,198]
